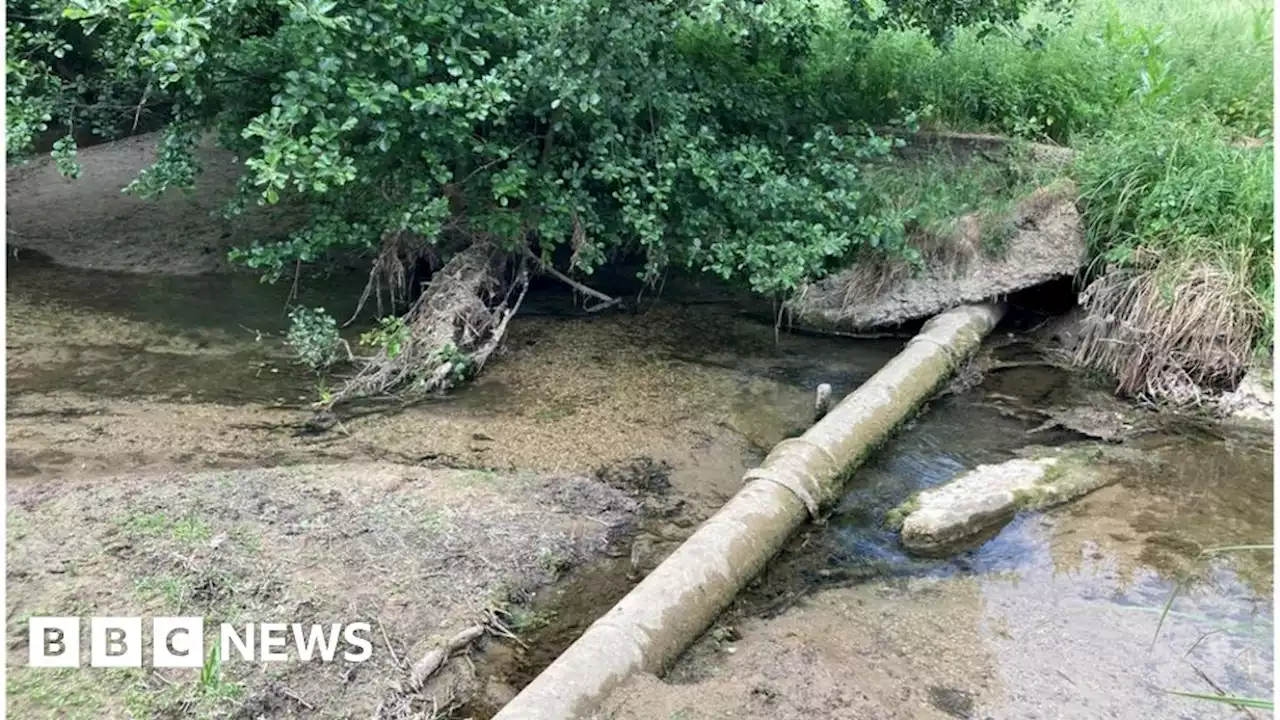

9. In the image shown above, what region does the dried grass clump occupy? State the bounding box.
[328,240,529,407]
[1074,263,1265,403]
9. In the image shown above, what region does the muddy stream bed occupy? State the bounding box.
[6,250,1273,719]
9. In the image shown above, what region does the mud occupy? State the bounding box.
[6,133,306,275]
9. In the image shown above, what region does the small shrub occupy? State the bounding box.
[286,307,342,373]
[358,316,410,361]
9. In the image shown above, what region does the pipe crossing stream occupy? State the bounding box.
[492,303,1006,720]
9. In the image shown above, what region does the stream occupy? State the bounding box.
[6,250,1273,719]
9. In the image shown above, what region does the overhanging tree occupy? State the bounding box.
[8,0,1054,405]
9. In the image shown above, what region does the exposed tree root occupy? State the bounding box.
[345,231,444,326]
[325,241,529,408]
[521,245,621,312]
[373,606,526,720]
[405,624,487,693]
[323,233,627,410]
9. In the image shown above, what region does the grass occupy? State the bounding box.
[802,0,1273,397]
[810,0,1272,142]
[858,141,1048,261]
[118,510,214,547]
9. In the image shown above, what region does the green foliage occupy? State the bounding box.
[8,0,1271,364]
[286,306,342,372]
[1074,114,1274,341]
[828,0,1273,142]
[359,315,409,360]
[11,0,1049,300]
[427,341,475,386]
[50,134,80,177]
[854,0,1075,47]
[6,0,155,167]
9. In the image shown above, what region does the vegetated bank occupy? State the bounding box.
[793,0,1274,408]
[8,0,1271,411]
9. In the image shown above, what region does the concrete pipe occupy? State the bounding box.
[493,303,1006,720]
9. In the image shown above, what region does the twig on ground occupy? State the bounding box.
[404,624,487,692]
[376,617,405,670]
[281,686,316,711]
[483,606,528,649]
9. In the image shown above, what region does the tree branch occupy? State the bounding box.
[521,245,621,312]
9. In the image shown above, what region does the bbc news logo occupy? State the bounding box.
[29,617,373,668]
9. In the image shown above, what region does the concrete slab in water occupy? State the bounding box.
[896,446,1131,553]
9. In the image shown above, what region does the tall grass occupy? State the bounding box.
[802,0,1274,389]
[808,0,1273,143]
[1074,115,1273,316]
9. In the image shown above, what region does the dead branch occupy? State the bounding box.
[521,246,621,312]
[326,242,525,407]
[404,624,487,692]
[376,617,405,671]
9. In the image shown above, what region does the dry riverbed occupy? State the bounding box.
[7,464,639,718]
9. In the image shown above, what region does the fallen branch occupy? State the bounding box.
[985,360,1074,372]
[326,242,526,408]
[404,624,487,692]
[522,246,621,312]
[280,686,315,711]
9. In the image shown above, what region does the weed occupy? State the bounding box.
[420,509,454,536]
[172,516,213,544]
[1152,544,1274,711]
[504,605,557,634]
[120,511,170,538]
[200,644,244,702]
[360,315,411,360]
[287,306,343,373]
[7,668,145,719]
[229,525,263,554]
[135,575,190,609]
[536,545,572,575]
[465,469,499,485]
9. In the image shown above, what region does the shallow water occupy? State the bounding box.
[7,252,1272,718]
[5,251,900,504]
[642,380,1275,719]
[473,343,1274,719]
